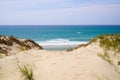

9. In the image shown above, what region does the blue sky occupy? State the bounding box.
[0,0,120,25]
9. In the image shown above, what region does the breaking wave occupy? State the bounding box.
[36,39,87,46]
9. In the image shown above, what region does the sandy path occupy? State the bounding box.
[0,45,120,80]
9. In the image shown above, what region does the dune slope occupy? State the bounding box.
[0,34,120,80]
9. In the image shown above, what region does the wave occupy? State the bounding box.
[36,39,88,46]
[77,32,82,34]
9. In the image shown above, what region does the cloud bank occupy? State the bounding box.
[0,0,120,25]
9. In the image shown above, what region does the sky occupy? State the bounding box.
[0,0,120,25]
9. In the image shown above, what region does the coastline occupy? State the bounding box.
[38,44,88,51]
[0,42,120,80]
[0,34,120,80]
[36,40,88,50]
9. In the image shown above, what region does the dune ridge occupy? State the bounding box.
[0,35,43,57]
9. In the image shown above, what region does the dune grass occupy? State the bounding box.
[118,61,120,66]
[97,34,120,53]
[90,34,120,53]
[0,53,2,58]
[67,48,74,52]
[97,53,112,64]
[18,64,34,80]
[92,34,120,65]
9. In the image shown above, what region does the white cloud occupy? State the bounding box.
[0,0,120,25]
[0,0,57,8]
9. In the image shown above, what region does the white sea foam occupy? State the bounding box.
[36,39,87,46]
[77,32,81,34]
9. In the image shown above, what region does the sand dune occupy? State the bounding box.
[0,42,120,80]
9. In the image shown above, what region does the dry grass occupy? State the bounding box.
[92,34,120,65]
[90,34,120,53]
[118,61,120,66]
[18,64,34,80]
[67,48,74,52]
[97,53,112,64]
[98,34,120,53]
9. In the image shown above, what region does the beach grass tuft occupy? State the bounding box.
[67,48,74,52]
[118,61,120,66]
[97,53,112,64]
[18,64,34,80]
[97,34,120,53]
[90,34,120,53]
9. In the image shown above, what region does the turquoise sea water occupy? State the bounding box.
[0,25,120,50]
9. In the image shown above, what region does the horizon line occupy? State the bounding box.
[0,24,120,26]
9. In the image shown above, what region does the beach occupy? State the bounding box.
[0,34,120,80]
[0,25,120,50]
[1,0,120,79]
[0,26,120,80]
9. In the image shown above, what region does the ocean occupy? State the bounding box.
[0,25,120,50]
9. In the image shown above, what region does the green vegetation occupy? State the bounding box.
[95,34,120,65]
[67,43,90,52]
[18,64,34,80]
[67,48,74,52]
[9,36,31,50]
[118,61,120,66]
[0,53,2,58]
[97,34,120,53]
[20,45,31,51]
[97,53,112,64]
[90,38,98,43]
[0,35,13,46]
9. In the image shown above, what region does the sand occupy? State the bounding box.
[0,42,120,80]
